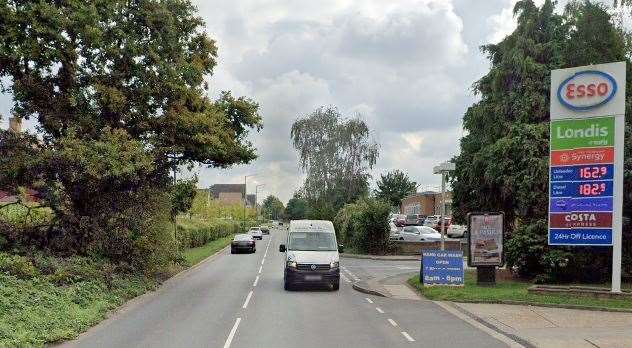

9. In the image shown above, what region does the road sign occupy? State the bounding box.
[549,62,625,293]
[421,250,464,286]
[467,213,504,267]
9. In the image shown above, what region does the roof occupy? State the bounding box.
[289,220,335,233]
[209,184,245,199]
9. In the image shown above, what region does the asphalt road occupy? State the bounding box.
[65,227,507,348]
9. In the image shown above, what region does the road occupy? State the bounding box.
[65,227,507,348]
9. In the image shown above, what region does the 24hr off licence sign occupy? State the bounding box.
[549,62,625,246]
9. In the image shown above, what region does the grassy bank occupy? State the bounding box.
[183,234,235,266]
[408,270,632,311]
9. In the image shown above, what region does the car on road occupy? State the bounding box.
[405,214,426,226]
[279,220,341,291]
[261,226,270,235]
[447,224,467,238]
[249,227,263,240]
[389,225,442,242]
[231,234,256,254]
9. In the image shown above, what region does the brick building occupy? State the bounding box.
[400,191,452,217]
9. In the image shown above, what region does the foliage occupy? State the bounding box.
[261,195,285,220]
[451,0,632,280]
[374,170,418,209]
[334,198,391,254]
[290,106,378,218]
[189,190,256,220]
[0,0,262,272]
[0,252,156,347]
[182,234,235,266]
[176,216,242,249]
[171,177,198,217]
[285,195,310,220]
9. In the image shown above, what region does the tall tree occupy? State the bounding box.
[290,106,379,219]
[0,0,262,267]
[374,170,418,209]
[261,195,284,220]
[285,194,310,220]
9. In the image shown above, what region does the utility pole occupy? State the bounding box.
[433,161,455,250]
[255,184,265,221]
[243,174,256,228]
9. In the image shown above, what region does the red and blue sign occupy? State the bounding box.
[557,70,617,111]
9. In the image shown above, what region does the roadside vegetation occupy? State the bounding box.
[408,271,632,311]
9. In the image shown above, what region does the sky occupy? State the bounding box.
[1,0,594,204]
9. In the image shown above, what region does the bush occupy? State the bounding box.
[176,217,247,249]
[0,253,38,279]
[334,198,390,255]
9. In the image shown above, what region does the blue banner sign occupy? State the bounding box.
[550,197,613,213]
[549,228,613,245]
[421,250,464,286]
[550,164,614,182]
[550,180,613,197]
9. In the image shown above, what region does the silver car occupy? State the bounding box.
[390,225,442,242]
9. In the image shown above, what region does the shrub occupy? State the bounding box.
[0,253,38,279]
[176,217,246,249]
[334,198,390,255]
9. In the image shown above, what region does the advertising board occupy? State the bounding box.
[467,213,503,267]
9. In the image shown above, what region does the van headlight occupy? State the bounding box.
[330,261,339,269]
[286,261,297,268]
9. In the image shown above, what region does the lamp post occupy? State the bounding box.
[255,184,265,220]
[433,161,456,250]
[243,174,256,227]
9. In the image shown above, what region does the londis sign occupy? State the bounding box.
[557,71,617,111]
[549,61,625,248]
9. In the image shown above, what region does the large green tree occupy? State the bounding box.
[261,195,284,220]
[0,0,262,269]
[285,195,310,220]
[290,106,379,220]
[374,170,417,209]
[451,0,631,281]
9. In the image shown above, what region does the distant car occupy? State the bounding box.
[390,214,406,227]
[261,226,270,235]
[405,214,426,226]
[447,224,466,238]
[390,226,442,242]
[231,234,256,254]
[425,215,451,231]
[389,221,400,235]
[249,227,263,240]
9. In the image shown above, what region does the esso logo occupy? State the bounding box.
[557,70,617,111]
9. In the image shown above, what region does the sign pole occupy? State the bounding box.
[612,115,624,293]
[440,172,446,251]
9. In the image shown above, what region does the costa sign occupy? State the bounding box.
[557,70,617,111]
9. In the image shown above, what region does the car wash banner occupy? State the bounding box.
[549,62,626,246]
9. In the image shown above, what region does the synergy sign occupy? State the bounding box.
[549,62,625,247]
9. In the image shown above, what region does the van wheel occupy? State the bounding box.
[230,248,236,254]
[284,280,292,291]
[332,282,339,291]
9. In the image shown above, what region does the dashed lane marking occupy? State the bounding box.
[341,274,351,283]
[223,317,241,348]
[242,291,253,309]
[375,307,384,314]
[258,266,262,274]
[253,275,259,287]
[388,319,398,327]
[401,331,415,342]
[365,298,374,304]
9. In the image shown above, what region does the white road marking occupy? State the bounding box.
[253,275,259,287]
[258,266,262,274]
[341,274,351,283]
[343,268,360,281]
[242,291,253,309]
[365,298,374,304]
[401,331,415,342]
[375,307,384,314]
[223,317,241,348]
[261,258,265,265]
[388,318,398,327]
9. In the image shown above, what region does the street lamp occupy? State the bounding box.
[433,161,456,250]
[243,174,256,226]
[255,184,265,220]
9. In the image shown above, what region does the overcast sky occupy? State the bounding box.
[2,0,592,204]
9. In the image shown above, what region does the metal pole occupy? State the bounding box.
[612,115,625,293]
[243,176,247,227]
[440,171,446,251]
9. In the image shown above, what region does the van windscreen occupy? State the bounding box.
[288,232,337,251]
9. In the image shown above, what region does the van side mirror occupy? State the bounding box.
[279,244,286,252]
[338,244,344,253]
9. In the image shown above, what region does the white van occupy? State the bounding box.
[279,220,342,291]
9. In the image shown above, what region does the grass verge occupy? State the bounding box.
[182,234,235,266]
[408,270,632,311]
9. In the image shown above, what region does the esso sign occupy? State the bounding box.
[557,70,617,111]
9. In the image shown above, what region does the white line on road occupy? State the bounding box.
[344,269,360,281]
[375,307,384,314]
[253,275,259,287]
[223,317,241,348]
[258,265,262,274]
[401,331,415,342]
[341,274,351,283]
[365,298,374,304]
[261,258,265,265]
[388,318,398,327]
[242,291,253,309]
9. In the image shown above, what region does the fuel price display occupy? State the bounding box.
[550,164,613,182]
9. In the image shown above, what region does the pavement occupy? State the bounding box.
[345,256,632,348]
[60,227,507,348]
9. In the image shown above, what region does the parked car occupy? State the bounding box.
[389,221,400,235]
[279,220,341,291]
[447,224,467,238]
[424,216,451,230]
[231,234,256,254]
[391,214,407,227]
[405,214,426,226]
[249,227,263,240]
[390,226,442,242]
[261,226,270,235]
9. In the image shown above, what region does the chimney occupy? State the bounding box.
[9,116,22,133]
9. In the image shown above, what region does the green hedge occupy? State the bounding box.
[334,198,391,255]
[176,218,255,249]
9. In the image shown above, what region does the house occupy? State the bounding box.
[400,191,452,217]
[207,184,256,208]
